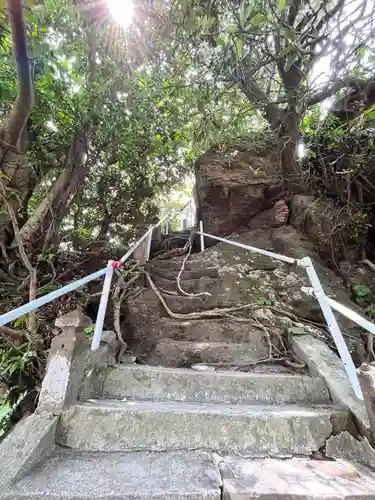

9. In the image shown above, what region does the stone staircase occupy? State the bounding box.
[4,362,375,498]
[4,249,375,498]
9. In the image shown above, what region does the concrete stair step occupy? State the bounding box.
[103,364,331,405]
[4,448,221,499]
[150,274,222,294]
[146,263,219,281]
[151,257,212,272]
[58,399,346,456]
[161,293,234,313]
[147,339,269,367]
[6,449,375,500]
[220,456,375,499]
[158,317,273,343]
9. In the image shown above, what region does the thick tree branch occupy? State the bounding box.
[307,76,374,107]
[232,66,282,128]
[5,0,34,146]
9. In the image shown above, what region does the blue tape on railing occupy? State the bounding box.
[0,267,110,327]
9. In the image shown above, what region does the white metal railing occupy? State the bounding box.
[0,205,190,350]
[197,224,375,401]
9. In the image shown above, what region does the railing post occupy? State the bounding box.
[199,220,205,252]
[298,256,363,400]
[145,224,153,262]
[91,262,114,351]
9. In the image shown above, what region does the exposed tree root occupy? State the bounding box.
[113,264,140,362]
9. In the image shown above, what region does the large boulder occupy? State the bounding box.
[195,137,282,237]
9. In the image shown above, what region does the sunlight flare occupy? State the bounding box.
[106,0,134,28]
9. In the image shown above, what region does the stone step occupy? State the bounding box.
[147,339,269,367]
[58,400,346,456]
[220,456,375,499]
[150,274,222,294]
[151,257,212,272]
[6,449,375,500]
[159,318,270,343]
[161,292,232,313]
[146,263,219,281]
[4,448,221,499]
[103,364,331,405]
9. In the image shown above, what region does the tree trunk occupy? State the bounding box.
[278,106,306,194]
[0,0,34,244]
[19,122,93,250]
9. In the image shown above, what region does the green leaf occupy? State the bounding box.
[276,0,286,14]
[353,284,372,298]
[84,325,95,337]
[215,36,226,46]
[235,38,243,60]
[256,296,273,306]
[251,13,267,27]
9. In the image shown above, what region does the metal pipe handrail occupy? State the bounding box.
[0,204,191,329]
[197,231,296,264]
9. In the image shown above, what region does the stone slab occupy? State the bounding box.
[0,414,58,489]
[292,335,369,436]
[148,339,269,367]
[58,399,340,456]
[4,449,221,500]
[327,431,375,468]
[103,364,331,405]
[221,456,375,499]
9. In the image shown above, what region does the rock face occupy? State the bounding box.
[195,139,282,237]
[289,194,361,264]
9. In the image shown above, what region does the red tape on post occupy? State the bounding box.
[111,261,124,270]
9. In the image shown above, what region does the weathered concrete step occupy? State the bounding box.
[159,318,273,343]
[220,456,375,499]
[146,263,219,281]
[58,400,346,456]
[151,257,215,272]
[147,339,269,367]
[161,292,237,313]
[150,274,222,294]
[103,364,331,405]
[4,449,221,499]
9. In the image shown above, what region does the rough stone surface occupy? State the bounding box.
[148,339,269,367]
[58,400,340,456]
[327,431,375,468]
[358,362,375,445]
[221,456,375,499]
[292,335,370,437]
[38,311,90,414]
[290,194,360,264]
[0,414,58,488]
[195,140,280,237]
[103,364,331,405]
[246,199,289,230]
[4,449,221,500]
[124,227,365,365]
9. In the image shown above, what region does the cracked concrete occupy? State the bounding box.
[212,453,375,499]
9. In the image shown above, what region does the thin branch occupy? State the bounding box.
[0,181,37,335]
